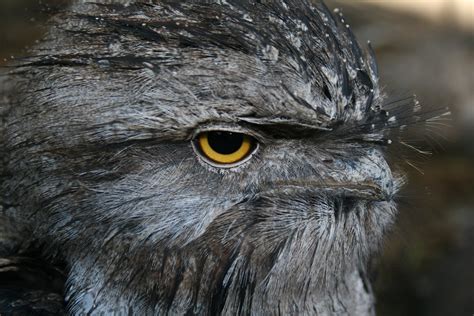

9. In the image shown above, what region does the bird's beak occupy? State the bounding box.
[260,179,392,202]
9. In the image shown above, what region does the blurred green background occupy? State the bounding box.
[1,0,473,315]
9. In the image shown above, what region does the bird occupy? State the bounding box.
[0,0,435,314]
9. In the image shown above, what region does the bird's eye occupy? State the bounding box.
[194,131,257,166]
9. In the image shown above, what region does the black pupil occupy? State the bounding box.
[207,131,244,155]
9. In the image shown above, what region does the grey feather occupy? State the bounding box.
[0,0,428,314]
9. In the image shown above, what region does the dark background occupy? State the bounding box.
[1,1,473,315]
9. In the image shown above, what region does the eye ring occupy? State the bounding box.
[193,131,258,167]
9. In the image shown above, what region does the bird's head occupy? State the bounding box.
[2,0,403,314]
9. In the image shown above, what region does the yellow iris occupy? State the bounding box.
[198,132,253,164]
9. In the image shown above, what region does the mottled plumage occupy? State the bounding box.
[0,0,445,315]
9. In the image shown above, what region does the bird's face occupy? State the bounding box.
[2,0,400,314]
